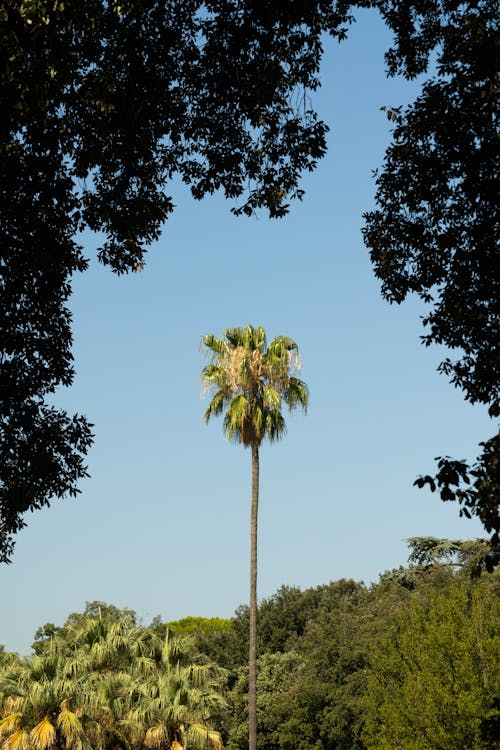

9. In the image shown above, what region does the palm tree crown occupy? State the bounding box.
[201,325,308,446]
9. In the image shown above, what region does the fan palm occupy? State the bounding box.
[0,643,89,750]
[201,325,308,750]
[65,616,224,750]
[124,632,225,750]
[0,618,224,750]
[62,615,171,750]
[64,614,161,678]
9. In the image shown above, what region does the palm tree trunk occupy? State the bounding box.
[249,441,259,750]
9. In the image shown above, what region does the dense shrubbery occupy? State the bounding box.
[0,611,225,750]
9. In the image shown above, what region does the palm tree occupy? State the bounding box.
[65,615,224,750]
[0,617,224,750]
[201,325,308,750]
[0,642,89,750]
[123,631,225,750]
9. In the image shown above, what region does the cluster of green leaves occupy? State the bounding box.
[415,434,500,570]
[365,0,499,414]
[364,580,499,749]
[1,604,226,750]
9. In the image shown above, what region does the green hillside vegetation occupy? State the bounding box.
[1,539,498,750]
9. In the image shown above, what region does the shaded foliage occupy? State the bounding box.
[1,0,350,561]
[2,0,498,562]
[364,0,499,414]
[222,541,499,750]
[225,651,307,750]
[415,435,500,568]
[363,0,499,551]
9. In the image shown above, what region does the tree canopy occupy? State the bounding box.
[1,0,498,560]
[0,0,350,562]
[363,0,499,556]
[201,326,308,448]
[4,539,499,750]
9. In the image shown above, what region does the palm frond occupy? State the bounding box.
[201,335,226,356]
[200,365,227,387]
[203,391,227,424]
[262,386,281,410]
[0,673,24,700]
[30,718,56,750]
[131,655,157,678]
[222,395,248,443]
[223,328,247,348]
[0,715,22,737]
[266,336,297,359]
[182,664,216,690]
[56,708,85,750]
[285,377,309,412]
[162,632,192,666]
[265,411,286,443]
[249,325,267,352]
[144,723,169,750]
[251,404,263,439]
[185,725,223,750]
[4,730,31,750]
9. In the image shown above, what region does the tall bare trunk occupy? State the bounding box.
[249,441,259,750]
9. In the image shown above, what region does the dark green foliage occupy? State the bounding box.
[225,581,370,750]
[225,651,307,750]
[480,697,500,749]
[363,0,499,550]
[258,584,337,653]
[223,542,499,750]
[217,582,364,671]
[287,583,369,750]
[6,540,499,750]
[403,535,492,576]
[406,535,468,566]
[2,0,498,563]
[1,1,349,562]
[364,0,499,414]
[415,435,500,568]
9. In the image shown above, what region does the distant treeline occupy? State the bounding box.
[1,538,498,750]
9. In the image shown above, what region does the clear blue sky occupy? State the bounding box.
[1,9,494,654]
